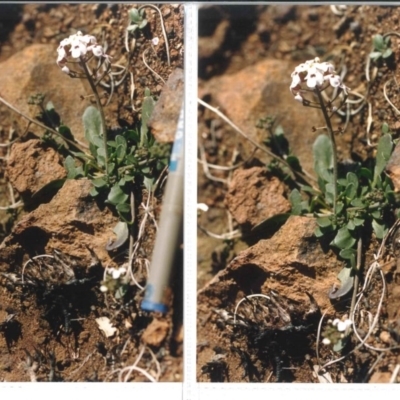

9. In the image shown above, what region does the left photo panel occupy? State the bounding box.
[0,4,183,382]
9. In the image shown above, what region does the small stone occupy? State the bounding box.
[380,330,392,344]
[147,68,183,143]
[141,319,169,347]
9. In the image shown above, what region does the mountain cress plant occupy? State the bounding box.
[288,57,398,296]
[57,31,170,249]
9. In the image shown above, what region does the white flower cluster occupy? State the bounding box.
[322,318,352,345]
[57,31,110,74]
[290,57,349,103]
[100,266,127,293]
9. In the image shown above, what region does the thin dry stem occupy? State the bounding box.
[142,47,166,84]
[138,4,171,67]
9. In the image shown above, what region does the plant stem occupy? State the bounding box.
[349,237,362,319]
[80,57,109,176]
[315,88,338,216]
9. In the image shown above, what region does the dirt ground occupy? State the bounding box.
[197,5,400,383]
[0,4,183,382]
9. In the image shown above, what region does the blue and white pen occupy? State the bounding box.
[141,105,184,313]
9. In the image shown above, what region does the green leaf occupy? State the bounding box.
[316,216,332,228]
[92,177,107,188]
[129,8,141,23]
[382,123,390,134]
[127,24,138,33]
[82,106,104,148]
[346,172,359,188]
[350,198,365,208]
[114,284,128,300]
[313,134,333,183]
[64,155,78,179]
[345,182,357,201]
[346,220,355,230]
[89,187,99,197]
[107,184,129,206]
[329,266,354,299]
[289,189,303,215]
[105,221,129,251]
[116,202,131,214]
[140,88,155,145]
[373,134,393,187]
[115,135,127,148]
[314,226,324,238]
[359,167,373,181]
[336,201,344,215]
[125,129,140,143]
[383,48,393,58]
[325,183,335,205]
[353,218,364,227]
[115,136,127,163]
[331,226,356,250]
[372,219,387,239]
[369,51,382,60]
[138,19,148,30]
[339,248,356,262]
[143,176,155,192]
[373,34,384,50]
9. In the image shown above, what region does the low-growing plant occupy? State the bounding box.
[259,57,400,299]
[369,34,393,62]
[57,31,170,250]
[127,7,148,33]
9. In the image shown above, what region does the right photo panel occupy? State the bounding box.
[197,4,400,383]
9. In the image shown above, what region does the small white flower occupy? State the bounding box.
[61,65,70,74]
[112,269,122,279]
[294,93,304,103]
[290,57,350,99]
[332,318,352,332]
[322,338,331,345]
[152,37,160,46]
[57,31,110,72]
[111,266,127,279]
[100,285,108,292]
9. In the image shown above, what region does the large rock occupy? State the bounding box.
[0,178,118,266]
[197,215,342,382]
[0,43,90,143]
[199,58,352,175]
[198,215,339,312]
[6,139,66,201]
[225,165,291,230]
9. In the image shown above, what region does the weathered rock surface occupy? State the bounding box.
[197,215,341,382]
[198,215,339,313]
[0,43,90,143]
[225,165,291,230]
[0,178,118,267]
[199,58,352,175]
[6,139,66,200]
[148,68,184,143]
